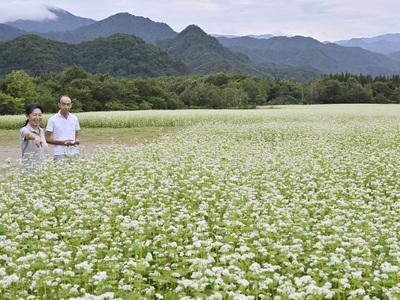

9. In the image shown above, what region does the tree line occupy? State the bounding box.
[1,66,400,115]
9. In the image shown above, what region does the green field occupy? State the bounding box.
[1,105,400,299]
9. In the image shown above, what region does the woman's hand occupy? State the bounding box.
[34,136,44,148]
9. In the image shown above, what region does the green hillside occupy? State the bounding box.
[41,13,178,44]
[157,25,322,80]
[218,36,400,76]
[0,34,190,78]
[0,24,26,41]
[156,25,252,74]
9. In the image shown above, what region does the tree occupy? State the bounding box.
[5,70,38,107]
[222,86,248,108]
[322,79,344,103]
[0,91,24,115]
[372,93,389,104]
[392,87,400,103]
[57,66,89,87]
[371,81,391,98]
[344,77,371,103]
[204,72,229,87]
[118,79,140,109]
[239,77,266,105]
[305,79,325,104]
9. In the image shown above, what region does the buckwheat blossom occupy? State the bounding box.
[0,273,19,288]
[2,106,400,298]
[93,271,108,283]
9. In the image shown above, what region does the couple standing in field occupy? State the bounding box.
[20,95,80,172]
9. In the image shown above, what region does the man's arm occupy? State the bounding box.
[74,130,80,146]
[45,131,74,146]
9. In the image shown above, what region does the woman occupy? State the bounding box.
[20,103,48,171]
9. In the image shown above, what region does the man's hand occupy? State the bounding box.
[64,140,75,146]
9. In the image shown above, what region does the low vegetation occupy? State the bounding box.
[1,67,400,116]
[1,105,400,298]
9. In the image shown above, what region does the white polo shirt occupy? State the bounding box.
[46,111,80,156]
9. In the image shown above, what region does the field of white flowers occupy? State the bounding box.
[1,105,400,299]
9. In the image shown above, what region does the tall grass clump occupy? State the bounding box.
[1,104,400,299]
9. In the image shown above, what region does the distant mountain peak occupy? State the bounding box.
[171,24,225,50]
[5,7,95,33]
[47,7,68,15]
[178,24,212,40]
[156,24,253,75]
[66,12,178,44]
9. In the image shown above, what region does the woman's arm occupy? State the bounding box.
[25,132,44,148]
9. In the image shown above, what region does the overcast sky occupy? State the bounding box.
[0,0,399,42]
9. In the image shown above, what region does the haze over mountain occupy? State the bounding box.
[40,12,178,44]
[0,24,25,41]
[217,36,400,76]
[5,8,96,33]
[1,7,400,79]
[2,11,178,44]
[335,34,400,55]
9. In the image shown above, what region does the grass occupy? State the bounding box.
[78,127,178,144]
[0,130,16,145]
[0,127,178,147]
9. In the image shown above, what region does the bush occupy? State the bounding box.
[138,101,152,110]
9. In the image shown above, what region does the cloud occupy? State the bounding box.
[0,1,58,23]
[1,0,400,42]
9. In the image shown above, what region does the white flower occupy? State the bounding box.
[93,271,108,282]
[0,273,19,288]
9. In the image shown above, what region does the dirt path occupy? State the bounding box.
[0,142,108,168]
[0,127,174,169]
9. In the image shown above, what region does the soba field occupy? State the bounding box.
[1,104,400,299]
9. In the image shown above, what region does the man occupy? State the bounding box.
[45,95,80,162]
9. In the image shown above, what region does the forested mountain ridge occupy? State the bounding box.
[1,12,178,45]
[0,34,189,78]
[0,24,26,41]
[335,34,400,55]
[0,24,321,81]
[1,8,400,78]
[217,36,400,76]
[39,13,178,44]
[218,35,322,50]
[156,25,322,80]
[156,25,252,74]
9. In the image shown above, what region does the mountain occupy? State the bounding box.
[2,8,400,78]
[156,25,321,80]
[387,51,400,62]
[0,24,26,41]
[218,35,321,50]
[212,34,273,39]
[5,8,96,33]
[247,34,274,39]
[0,34,189,78]
[37,12,178,44]
[217,35,400,76]
[335,34,400,54]
[1,12,178,44]
[0,34,74,75]
[156,25,251,74]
